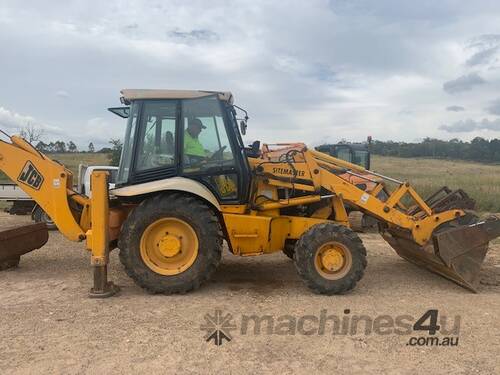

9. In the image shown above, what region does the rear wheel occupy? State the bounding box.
[118,193,223,294]
[294,223,367,295]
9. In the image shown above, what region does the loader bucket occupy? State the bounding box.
[0,223,48,270]
[381,217,500,292]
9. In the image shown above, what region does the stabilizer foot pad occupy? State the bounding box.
[89,282,120,298]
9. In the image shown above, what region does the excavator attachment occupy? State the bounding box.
[0,223,48,270]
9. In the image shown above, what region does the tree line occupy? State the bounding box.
[34,140,107,153]
[16,124,112,154]
[370,137,500,163]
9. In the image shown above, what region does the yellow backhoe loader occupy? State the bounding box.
[0,89,498,297]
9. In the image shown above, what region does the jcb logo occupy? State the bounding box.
[18,161,44,190]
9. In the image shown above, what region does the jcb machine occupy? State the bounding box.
[0,89,499,297]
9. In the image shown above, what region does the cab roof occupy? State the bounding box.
[120,89,233,104]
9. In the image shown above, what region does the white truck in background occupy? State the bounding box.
[0,165,118,229]
[76,165,119,198]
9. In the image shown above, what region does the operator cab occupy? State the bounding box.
[108,89,251,204]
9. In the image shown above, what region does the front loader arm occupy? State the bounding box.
[253,144,500,291]
[253,146,464,245]
[0,136,88,241]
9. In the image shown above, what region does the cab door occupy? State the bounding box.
[129,100,179,184]
[180,96,247,203]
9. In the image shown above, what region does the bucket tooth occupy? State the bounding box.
[0,223,48,269]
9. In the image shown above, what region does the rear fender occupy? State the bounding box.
[110,177,221,211]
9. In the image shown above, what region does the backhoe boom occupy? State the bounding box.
[0,135,118,296]
[0,136,88,240]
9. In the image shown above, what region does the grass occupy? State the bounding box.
[0,153,110,183]
[371,155,500,213]
[50,153,111,175]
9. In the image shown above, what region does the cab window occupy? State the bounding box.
[354,150,369,169]
[335,146,352,163]
[135,101,177,171]
[181,96,238,200]
[182,96,235,172]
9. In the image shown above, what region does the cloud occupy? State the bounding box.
[124,23,139,30]
[0,106,62,135]
[466,34,500,67]
[168,29,219,43]
[446,105,465,112]
[273,56,338,82]
[80,117,123,145]
[467,34,500,49]
[440,118,500,133]
[466,46,499,66]
[1,1,500,145]
[55,90,70,98]
[485,99,500,115]
[442,73,486,94]
[0,106,35,131]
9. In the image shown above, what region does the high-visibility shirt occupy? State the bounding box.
[184,130,206,157]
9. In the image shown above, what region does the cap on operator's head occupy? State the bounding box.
[188,118,206,129]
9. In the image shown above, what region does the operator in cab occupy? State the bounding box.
[184,118,207,161]
[183,117,227,169]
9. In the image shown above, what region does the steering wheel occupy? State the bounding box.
[209,146,227,161]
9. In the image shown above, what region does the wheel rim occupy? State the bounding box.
[314,241,352,280]
[140,218,199,275]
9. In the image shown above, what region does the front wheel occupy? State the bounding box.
[118,193,223,294]
[294,223,367,295]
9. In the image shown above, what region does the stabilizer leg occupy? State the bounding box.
[89,264,120,298]
[87,171,120,298]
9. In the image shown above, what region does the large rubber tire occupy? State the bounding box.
[282,239,296,260]
[118,193,223,294]
[33,206,56,230]
[294,223,367,295]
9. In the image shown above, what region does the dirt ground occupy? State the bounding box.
[0,212,499,375]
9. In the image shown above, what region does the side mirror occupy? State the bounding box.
[251,140,260,152]
[240,120,247,136]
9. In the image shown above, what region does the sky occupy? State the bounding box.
[1,0,500,150]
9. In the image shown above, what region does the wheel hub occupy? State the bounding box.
[314,241,353,280]
[140,218,198,275]
[158,234,182,257]
[320,247,345,272]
